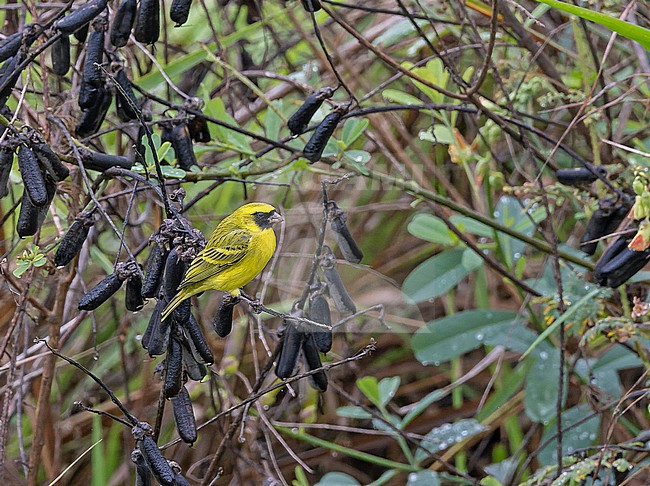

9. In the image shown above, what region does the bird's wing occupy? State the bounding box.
[178,230,252,288]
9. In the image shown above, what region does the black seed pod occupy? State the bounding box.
[76,86,112,138]
[111,0,137,48]
[142,243,168,298]
[78,80,101,110]
[556,165,607,186]
[287,87,334,135]
[80,148,134,172]
[78,272,124,310]
[213,294,239,337]
[0,142,14,199]
[300,0,322,12]
[134,123,148,165]
[580,197,632,255]
[0,53,25,109]
[56,0,108,34]
[170,122,197,170]
[164,336,183,398]
[51,35,71,76]
[54,212,94,266]
[17,145,48,207]
[302,333,328,391]
[275,321,305,379]
[114,68,139,121]
[321,255,356,313]
[142,299,169,354]
[0,32,22,64]
[328,201,363,263]
[170,0,192,27]
[173,472,191,486]
[593,231,633,285]
[32,143,69,182]
[134,0,160,44]
[125,275,144,311]
[595,245,650,288]
[308,293,332,353]
[74,23,89,43]
[179,334,207,380]
[163,247,188,301]
[16,178,55,238]
[82,21,105,88]
[171,386,197,445]
[182,314,214,364]
[138,436,174,486]
[303,109,344,163]
[172,299,191,326]
[188,112,211,143]
[131,449,152,486]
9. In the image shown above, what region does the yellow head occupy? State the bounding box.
[227,202,283,232]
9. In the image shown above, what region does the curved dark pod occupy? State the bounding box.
[54,211,95,266]
[213,294,239,337]
[328,201,363,263]
[78,272,124,310]
[55,0,108,35]
[170,0,193,27]
[321,253,356,314]
[0,32,23,63]
[302,108,345,163]
[138,435,174,486]
[182,313,214,364]
[141,242,168,298]
[556,165,607,186]
[170,121,197,170]
[114,68,139,121]
[125,274,144,311]
[16,178,55,238]
[110,0,137,48]
[81,19,106,88]
[80,149,133,172]
[76,85,112,138]
[163,247,188,301]
[163,336,184,399]
[287,87,334,135]
[17,145,48,207]
[32,142,69,182]
[275,321,305,379]
[171,386,197,445]
[51,35,70,76]
[179,333,207,381]
[187,110,211,143]
[142,299,170,355]
[131,449,152,486]
[302,332,328,391]
[308,292,332,353]
[0,141,14,198]
[580,197,632,255]
[134,0,160,44]
[0,52,26,109]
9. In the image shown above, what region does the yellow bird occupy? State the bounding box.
[161,202,282,321]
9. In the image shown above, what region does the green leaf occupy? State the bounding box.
[536,0,650,51]
[265,100,282,142]
[402,248,483,302]
[415,419,488,462]
[343,150,371,166]
[407,471,440,486]
[160,165,186,179]
[407,214,454,245]
[419,125,455,145]
[356,376,381,408]
[13,262,30,278]
[294,466,309,486]
[401,390,444,429]
[537,405,600,466]
[204,98,252,152]
[412,310,520,365]
[449,215,494,238]
[336,406,373,419]
[524,346,566,423]
[382,89,423,106]
[341,118,369,148]
[316,472,361,486]
[378,377,400,408]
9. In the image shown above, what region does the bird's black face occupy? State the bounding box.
[253,210,283,229]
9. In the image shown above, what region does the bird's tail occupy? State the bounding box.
[161,290,187,321]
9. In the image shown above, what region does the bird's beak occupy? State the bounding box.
[269,211,283,224]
